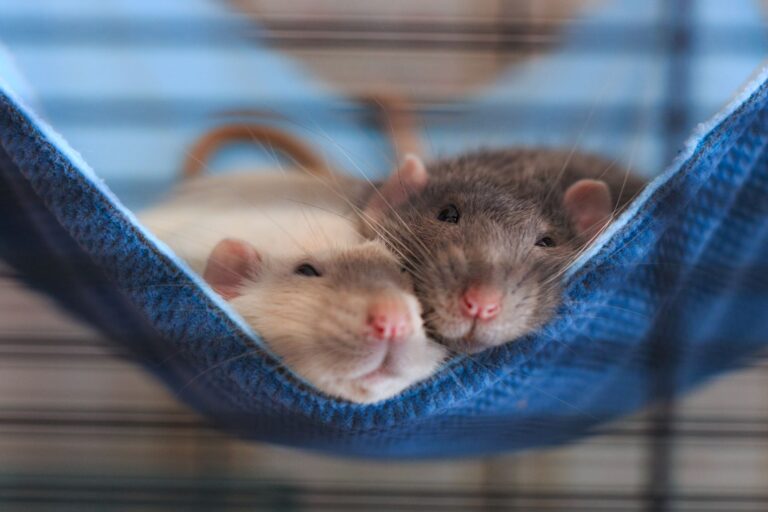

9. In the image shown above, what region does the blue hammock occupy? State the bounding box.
[1,68,768,458]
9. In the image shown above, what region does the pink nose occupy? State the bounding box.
[461,285,502,320]
[367,300,412,342]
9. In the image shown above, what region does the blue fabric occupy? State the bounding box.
[1,63,767,457]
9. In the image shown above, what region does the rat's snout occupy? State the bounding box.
[461,285,502,321]
[366,297,413,343]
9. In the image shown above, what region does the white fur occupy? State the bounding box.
[141,205,362,273]
[140,171,446,403]
[140,172,364,271]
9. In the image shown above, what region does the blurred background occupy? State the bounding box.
[1,0,768,510]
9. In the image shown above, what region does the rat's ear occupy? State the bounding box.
[365,153,429,216]
[563,179,613,240]
[203,238,262,300]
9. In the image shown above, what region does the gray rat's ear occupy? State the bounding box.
[563,179,613,240]
[365,153,429,216]
[203,238,262,300]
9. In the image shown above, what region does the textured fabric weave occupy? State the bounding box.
[0,72,767,458]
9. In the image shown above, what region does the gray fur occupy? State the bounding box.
[366,148,646,353]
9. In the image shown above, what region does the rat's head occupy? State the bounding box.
[202,237,446,403]
[362,154,614,354]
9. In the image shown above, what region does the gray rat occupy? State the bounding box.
[361,148,646,354]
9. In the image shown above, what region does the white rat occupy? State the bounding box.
[140,171,446,403]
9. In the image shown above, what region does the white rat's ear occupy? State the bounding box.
[203,238,262,300]
[563,179,613,240]
[365,153,429,216]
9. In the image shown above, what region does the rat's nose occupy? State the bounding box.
[461,285,502,320]
[367,299,412,343]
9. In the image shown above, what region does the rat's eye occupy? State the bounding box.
[535,236,557,248]
[437,204,460,223]
[294,263,321,277]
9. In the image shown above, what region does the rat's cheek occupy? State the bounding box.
[486,286,547,345]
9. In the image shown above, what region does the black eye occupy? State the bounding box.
[535,236,556,248]
[437,204,460,223]
[294,263,321,277]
